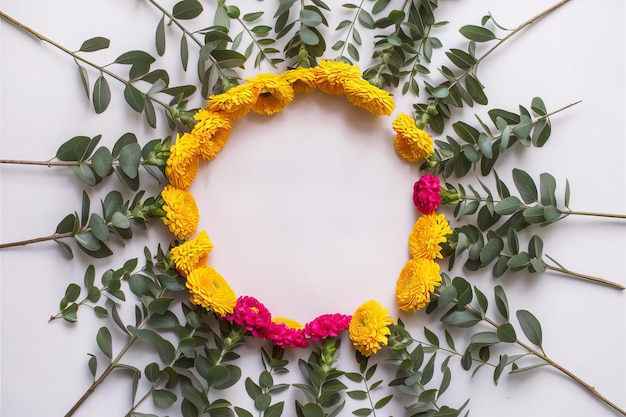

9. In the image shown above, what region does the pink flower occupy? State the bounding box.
[267,319,309,348]
[304,313,352,340]
[413,174,442,215]
[225,296,272,338]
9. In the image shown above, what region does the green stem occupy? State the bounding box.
[545,264,625,290]
[0,10,170,110]
[64,335,139,417]
[448,0,572,92]
[0,232,73,249]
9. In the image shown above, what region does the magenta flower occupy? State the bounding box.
[225,296,272,338]
[413,174,442,215]
[266,320,309,348]
[304,313,352,341]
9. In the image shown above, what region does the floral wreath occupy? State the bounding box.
[160,60,452,355]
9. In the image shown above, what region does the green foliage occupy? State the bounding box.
[428,98,555,179]
[54,134,170,189]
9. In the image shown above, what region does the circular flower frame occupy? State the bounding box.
[161,60,451,355]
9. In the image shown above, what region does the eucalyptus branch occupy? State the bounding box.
[336,0,368,61]
[0,10,170,110]
[463,303,626,416]
[545,256,625,290]
[64,334,139,417]
[0,232,72,249]
[432,285,626,416]
[439,0,571,98]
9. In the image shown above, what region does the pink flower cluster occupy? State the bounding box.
[413,174,442,214]
[266,321,309,348]
[226,296,352,348]
[304,313,352,340]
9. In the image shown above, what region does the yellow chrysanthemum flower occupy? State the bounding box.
[186,266,236,317]
[343,79,395,116]
[206,83,258,119]
[313,59,363,95]
[392,113,434,162]
[349,300,394,357]
[165,133,201,190]
[396,258,442,312]
[245,73,295,115]
[170,230,213,277]
[161,185,200,240]
[281,67,317,94]
[408,213,453,260]
[192,109,233,159]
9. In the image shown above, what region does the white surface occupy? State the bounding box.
[1,0,625,416]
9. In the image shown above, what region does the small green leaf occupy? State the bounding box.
[300,9,322,26]
[111,212,131,229]
[153,389,177,409]
[118,142,142,179]
[496,322,517,343]
[459,25,496,42]
[96,327,113,359]
[516,310,543,347]
[299,27,319,45]
[56,136,91,161]
[88,354,98,378]
[494,196,522,215]
[512,168,538,203]
[64,283,81,303]
[507,252,530,271]
[494,285,509,320]
[90,147,113,177]
[79,37,110,52]
[123,84,145,112]
[92,76,111,114]
[75,231,101,251]
[301,403,325,417]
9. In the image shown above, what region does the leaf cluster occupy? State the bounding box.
[431,277,548,384]
[362,0,445,93]
[344,353,393,417]
[54,189,160,259]
[294,344,347,417]
[55,133,171,190]
[441,168,570,277]
[429,97,553,178]
[237,346,290,417]
[274,0,331,68]
[75,36,198,128]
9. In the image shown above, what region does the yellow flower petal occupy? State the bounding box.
[245,73,295,115]
[344,79,395,116]
[408,213,452,260]
[396,258,441,312]
[165,133,201,190]
[186,266,237,317]
[349,300,393,356]
[281,67,317,94]
[170,230,213,276]
[313,59,363,95]
[392,113,434,162]
[206,83,258,119]
[161,185,199,240]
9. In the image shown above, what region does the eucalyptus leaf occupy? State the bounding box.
[79,36,110,52]
[96,326,113,359]
[516,310,543,347]
[92,75,111,114]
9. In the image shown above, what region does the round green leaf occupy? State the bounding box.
[301,403,325,417]
[89,213,109,241]
[496,322,517,343]
[153,389,177,409]
[111,212,131,229]
[90,147,113,177]
[300,9,322,26]
[75,231,101,251]
[494,196,522,215]
[299,27,319,45]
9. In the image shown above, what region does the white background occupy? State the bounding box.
[1,0,625,416]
